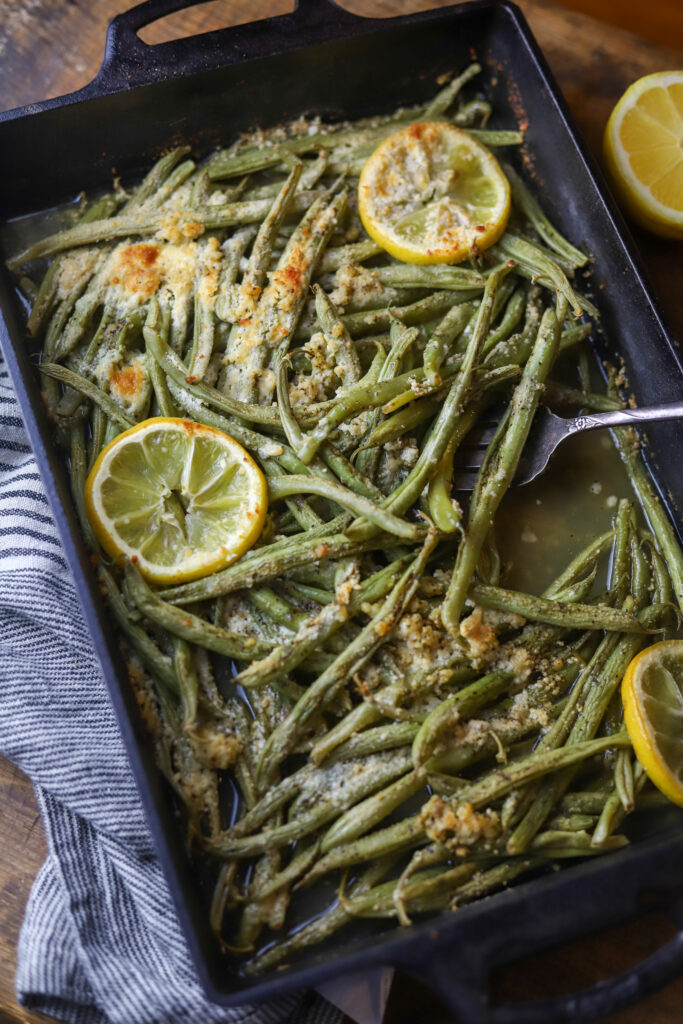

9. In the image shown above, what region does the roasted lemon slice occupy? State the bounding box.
[603,71,683,238]
[358,121,510,265]
[622,640,683,807]
[85,417,267,585]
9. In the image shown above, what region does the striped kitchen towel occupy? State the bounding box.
[0,349,343,1024]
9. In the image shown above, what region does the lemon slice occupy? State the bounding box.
[603,71,683,238]
[358,121,510,265]
[622,640,683,807]
[85,417,267,585]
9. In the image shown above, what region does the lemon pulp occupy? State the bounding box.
[603,71,683,238]
[358,121,510,265]
[622,639,683,807]
[85,417,267,585]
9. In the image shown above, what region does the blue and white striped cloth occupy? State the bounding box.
[0,348,343,1024]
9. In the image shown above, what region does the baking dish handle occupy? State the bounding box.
[391,896,683,1024]
[95,0,363,93]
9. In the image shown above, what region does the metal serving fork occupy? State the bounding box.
[452,401,683,490]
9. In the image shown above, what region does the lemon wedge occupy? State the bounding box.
[622,639,683,807]
[85,417,267,585]
[603,71,683,238]
[358,121,510,265]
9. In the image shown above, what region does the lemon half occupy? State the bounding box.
[622,639,683,807]
[358,121,510,265]
[603,71,683,239]
[85,417,267,585]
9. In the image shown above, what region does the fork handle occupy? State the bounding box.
[569,401,683,433]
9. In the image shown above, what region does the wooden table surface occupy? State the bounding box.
[0,2,681,1023]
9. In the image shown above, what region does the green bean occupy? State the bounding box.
[52,252,112,360]
[235,598,348,689]
[28,196,119,345]
[243,856,395,975]
[424,301,477,385]
[481,285,527,356]
[147,344,178,416]
[247,585,306,630]
[153,159,197,207]
[96,564,178,694]
[422,732,631,841]
[442,296,566,632]
[607,387,683,614]
[426,433,462,533]
[544,381,622,412]
[124,146,192,210]
[424,62,482,116]
[234,162,303,322]
[454,98,492,127]
[211,751,414,856]
[144,301,281,426]
[559,790,618,816]
[27,260,61,340]
[412,670,512,768]
[356,317,419,477]
[185,238,224,381]
[310,657,476,765]
[262,460,324,531]
[610,499,633,603]
[161,522,403,605]
[318,238,384,272]
[348,265,514,545]
[327,722,418,762]
[468,129,524,145]
[543,530,614,600]
[427,698,566,780]
[220,767,310,840]
[506,633,642,854]
[503,163,589,268]
[255,529,438,784]
[321,770,426,852]
[124,561,272,660]
[7,189,333,268]
[313,283,362,383]
[448,859,541,908]
[630,522,651,604]
[592,763,647,847]
[235,555,412,689]
[39,363,135,429]
[615,747,635,812]
[173,638,198,728]
[250,840,321,903]
[215,225,258,322]
[495,235,583,315]
[225,190,347,404]
[297,290,474,341]
[320,441,384,500]
[468,581,645,633]
[358,395,442,451]
[209,122,398,179]
[373,264,485,291]
[209,861,240,946]
[302,817,425,888]
[532,831,629,856]
[648,542,678,640]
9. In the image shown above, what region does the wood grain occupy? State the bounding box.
[0,2,681,1023]
[0,758,49,1024]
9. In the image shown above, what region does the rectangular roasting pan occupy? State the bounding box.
[1,2,682,1021]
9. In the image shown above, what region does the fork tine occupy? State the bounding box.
[454,450,489,470]
[452,470,479,491]
[460,421,498,447]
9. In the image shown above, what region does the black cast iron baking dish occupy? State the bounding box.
[1,1,683,1021]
